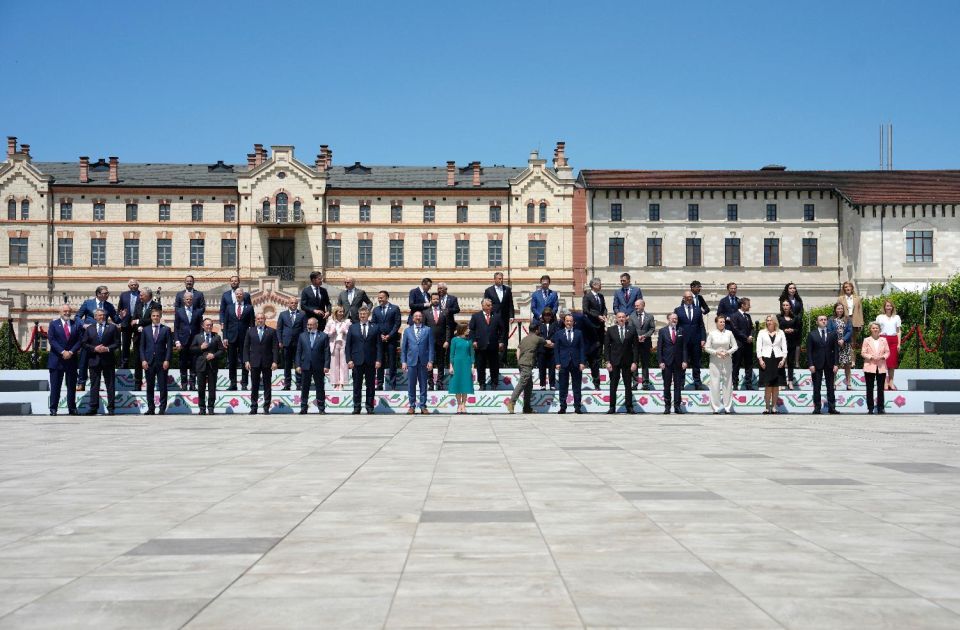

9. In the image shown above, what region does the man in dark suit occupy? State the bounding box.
[628,298,656,390]
[131,288,160,391]
[47,303,82,415]
[605,312,639,414]
[300,270,331,327]
[689,280,711,316]
[535,308,559,390]
[222,288,254,390]
[716,282,741,322]
[371,291,402,390]
[337,277,373,323]
[115,278,140,368]
[140,307,173,415]
[730,298,755,390]
[243,312,279,415]
[554,313,586,414]
[75,285,119,392]
[218,275,252,328]
[345,307,382,414]
[174,292,203,390]
[807,314,839,414]
[174,274,206,317]
[612,272,643,315]
[469,298,503,390]
[530,275,559,329]
[276,296,304,391]
[582,278,607,389]
[407,277,432,325]
[483,272,515,362]
[295,317,330,414]
[435,282,460,336]
[657,312,689,414]
[422,293,451,390]
[82,308,120,415]
[675,290,707,390]
[191,318,224,415]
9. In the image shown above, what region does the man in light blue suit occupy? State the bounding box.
[530,275,559,328]
[400,311,434,414]
[612,272,643,315]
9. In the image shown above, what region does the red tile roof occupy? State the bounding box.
[578,170,960,205]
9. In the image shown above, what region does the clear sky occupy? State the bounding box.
[3,0,958,170]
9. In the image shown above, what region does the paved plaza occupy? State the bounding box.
[0,412,959,629]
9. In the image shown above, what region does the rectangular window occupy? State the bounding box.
[804,203,816,221]
[8,237,28,265]
[125,203,138,222]
[389,239,404,267]
[123,238,139,266]
[766,203,778,222]
[905,230,933,262]
[539,203,547,223]
[223,204,236,222]
[60,202,73,220]
[685,238,702,267]
[93,202,105,221]
[487,239,502,267]
[609,237,625,266]
[421,239,437,268]
[57,238,73,266]
[190,238,205,267]
[359,204,371,223]
[191,204,203,222]
[20,200,28,220]
[455,239,470,267]
[221,238,237,267]
[688,204,699,221]
[324,239,341,267]
[763,237,780,266]
[159,203,170,221]
[611,203,623,222]
[727,204,738,221]
[527,204,535,223]
[423,205,435,223]
[646,237,663,267]
[489,205,501,223]
[724,238,741,267]
[91,238,107,267]
[327,204,340,223]
[802,238,818,266]
[156,239,172,267]
[390,205,403,224]
[456,205,468,223]
[529,239,546,267]
[358,238,373,267]
[648,203,660,221]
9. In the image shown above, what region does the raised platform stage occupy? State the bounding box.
[3,369,959,415]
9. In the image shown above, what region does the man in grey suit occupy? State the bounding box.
[628,298,656,390]
[337,277,373,322]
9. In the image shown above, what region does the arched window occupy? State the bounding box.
[276,192,288,223]
[262,200,271,222]
[539,202,547,223]
[7,199,15,220]
[20,199,29,220]
[526,203,535,224]
[293,200,302,222]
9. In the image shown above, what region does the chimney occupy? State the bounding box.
[326,147,333,168]
[108,156,119,184]
[79,156,89,183]
[446,161,456,186]
[6,137,16,159]
[246,153,256,169]
[19,144,30,159]
[471,161,481,187]
[555,141,567,167]
[319,145,329,171]
[315,154,324,171]
[254,144,264,166]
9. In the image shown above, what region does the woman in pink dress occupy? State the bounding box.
[324,305,352,390]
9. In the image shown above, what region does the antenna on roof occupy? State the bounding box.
[888,123,893,170]
[879,122,895,170]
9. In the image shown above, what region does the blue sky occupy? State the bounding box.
[3,1,958,170]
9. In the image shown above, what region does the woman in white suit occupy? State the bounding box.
[756,315,788,414]
[704,315,738,414]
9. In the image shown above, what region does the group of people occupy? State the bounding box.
[46,272,901,416]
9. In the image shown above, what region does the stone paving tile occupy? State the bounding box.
[870,462,960,474]
[125,537,280,556]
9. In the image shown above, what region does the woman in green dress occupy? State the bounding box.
[448,323,475,413]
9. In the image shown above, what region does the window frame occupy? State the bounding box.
[646,237,663,267]
[90,237,107,267]
[357,238,373,267]
[528,239,546,267]
[763,237,780,266]
[156,238,172,267]
[608,237,625,267]
[123,238,140,267]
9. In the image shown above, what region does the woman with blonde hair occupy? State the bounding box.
[838,281,864,345]
[324,305,352,390]
[861,322,890,414]
[756,315,787,414]
[704,315,738,414]
[875,300,902,390]
[828,302,854,389]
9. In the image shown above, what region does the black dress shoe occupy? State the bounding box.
[558,408,566,414]
[366,408,376,414]
[158,408,167,415]
[299,408,308,415]
[145,409,155,415]
[812,409,822,414]
[283,385,291,391]
[674,406,683,414]
[84,410,97,416]
[522,408,533,414]
[263,408,271,415]
[626,408,637,414]
[68,410,79,416]
[106,410,114,416]
[877,409,885,414]
[318,409,326,415]
[352,409,361,415]
[828,409,840,415]
[575,407,584,414]
[606,409,616,415]
[199,409,207,415]
[49,411,57,416]
[250,409,258,415]
[663,408,671,415]
[207,408,214,415]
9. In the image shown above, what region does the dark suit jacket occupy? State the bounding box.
[716,295,742,321]
[536,320,559,358]
[116,291,142,327]
[437,293,460,318]
[133,300,160,331]
[657,327,688,367]
[483,285,515,323]
[407,287,432,325]
[82,323,120,368]
[337,289,373,322]
[140,324,173,365]
[371,303,402,342]
[221,303,254,343]
[300,284,331,320]
[219,289,252,325]
[674,303,707,344]
[729,311,754,348]
[691,293,711,315]
[604,325,639,367]
[190,332,224,374]
[276,309,305,347]
[243,326,279,368]
[174,290,207,316]
[468,312,502,351]
[423,305,451,346]
[807,328,838,369]
[582,291,607,331]
[173,307,203,347]
[77,298,119,326]
[552,328,586,368]
[47,318,82,370]
[344,322,382,366]
[295,331,331,372]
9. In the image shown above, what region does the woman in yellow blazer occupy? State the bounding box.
[838,281,864,345]
[860,322,890,414]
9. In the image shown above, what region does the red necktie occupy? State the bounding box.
[485,314,490,325]
[236,305,241,318]
[671,328,676,343]
[64,321,70,337]
[433,307,439,321]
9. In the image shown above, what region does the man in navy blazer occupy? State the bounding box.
[530,275,559,328]
[582,278,608,389]
[612,272,643,315]
[345,307,382,414]
[657,312,689,414]
[221,288,254,390]
[295,317,330,414]
[436,283,460,341]
[115,278,141,368]
[483,272,515,361]
[174,292,203,390]
[276,296,305,390]
[218,275,252,327]
[553,313,586,414]
[174,275,206,317]
[300,271,331,327]
[716,282,741,322]
[243,312,279,415]
[190,318,224,415]
[807,314,840,414]
[47,303,82,415]
[371,290,402,390]
[469,298,503,390]
[407,277,432,325]
[140,307,173,415]
[674,290,707,390]
[401,311,434,414]
[82,308,120,415]
[75,285,119,391]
